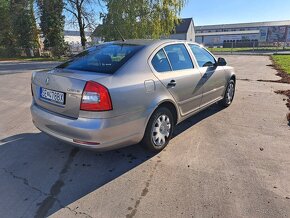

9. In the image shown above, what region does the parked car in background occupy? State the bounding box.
[31,39,236,152]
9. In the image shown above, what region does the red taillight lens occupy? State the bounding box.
[80,81,112,111]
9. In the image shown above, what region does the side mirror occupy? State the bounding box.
[217,57,227,66]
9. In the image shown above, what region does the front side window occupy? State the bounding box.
[57,44,144,74]
[189,44,216,68]
[164,44,194,71]
[151,49,171,72]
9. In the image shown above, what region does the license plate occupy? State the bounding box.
[40,87,65,105]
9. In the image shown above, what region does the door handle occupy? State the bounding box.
[167,80,176,88]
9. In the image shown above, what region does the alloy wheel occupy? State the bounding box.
[151,114,171,147]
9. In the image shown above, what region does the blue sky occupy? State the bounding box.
[65,0,290,30]
[181,0,290,26]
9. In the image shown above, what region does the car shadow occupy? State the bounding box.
[173,104,222,137]
[0,104,223,217]
[193,66,216,94]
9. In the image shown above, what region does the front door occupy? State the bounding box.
[188,44,226,107]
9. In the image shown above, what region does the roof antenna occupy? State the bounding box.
[114,26,126,42]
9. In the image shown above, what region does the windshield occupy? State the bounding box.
[57,44,144,74]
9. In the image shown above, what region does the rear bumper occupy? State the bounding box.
[30,104,150,151]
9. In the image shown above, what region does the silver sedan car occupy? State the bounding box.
[31,39,236,151]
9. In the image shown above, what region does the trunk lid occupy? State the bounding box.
[32,68,110,118]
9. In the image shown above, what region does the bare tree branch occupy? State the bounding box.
[64,0,100,47]
[64,6,78,18]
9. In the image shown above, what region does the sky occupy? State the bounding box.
[181,0,290,26]
[64,0,290,30]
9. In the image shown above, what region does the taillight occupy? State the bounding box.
[80,81,112,111]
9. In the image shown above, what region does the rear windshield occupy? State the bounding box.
[57,44,144,74]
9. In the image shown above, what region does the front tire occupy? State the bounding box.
[219,79,235,107]
[142,107,174,152]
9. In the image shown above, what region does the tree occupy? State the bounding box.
[64,0,99,48]
[37,0,67,57]
[0,0,17,56]
[0,0,39,57]
[96,0,187,41]
[11,0,39,56]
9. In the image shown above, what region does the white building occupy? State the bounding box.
[64,30,92,44]
[195,20,290,46]
[64,30,92,52]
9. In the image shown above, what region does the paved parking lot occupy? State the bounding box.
[0,61,58,75]
[0,56,290,218]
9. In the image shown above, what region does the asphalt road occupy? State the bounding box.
[0,61,59,75]
[0,56,290,218]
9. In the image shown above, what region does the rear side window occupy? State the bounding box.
[164,44,194,71]
[57,44,144,74]
[189,44,216,67]
[151,49,171,72]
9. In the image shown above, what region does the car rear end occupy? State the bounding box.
[30,43,151,150]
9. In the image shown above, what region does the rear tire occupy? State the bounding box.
[219,79,235,107]
[141,107,174,152]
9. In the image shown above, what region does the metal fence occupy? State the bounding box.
[207,41,290,54]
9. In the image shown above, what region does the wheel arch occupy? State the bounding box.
[145,99,179,133]
[230,74,236,83]
[140,100,179,150]
[157,101,178,125]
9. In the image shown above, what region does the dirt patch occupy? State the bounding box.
[258,57,290,84]
[275,90,290,101]
[261,56,290,84]
[263,57,290,123]
[275,90,290,109]
[275,90,290,123]
[258,72,290,84]
[239,78,251,81]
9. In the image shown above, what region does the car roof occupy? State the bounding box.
[112,39,200,47]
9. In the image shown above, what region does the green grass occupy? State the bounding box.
[208,47,251,52]
[272,55,290,75]
[208,47,290,52]
[0,57,67,62]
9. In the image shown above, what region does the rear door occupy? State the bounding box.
[188,44,226,107]
[150,43,203,116]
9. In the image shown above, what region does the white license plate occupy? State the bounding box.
[40,87,65,105]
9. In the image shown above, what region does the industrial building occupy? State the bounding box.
[195,20,290,46]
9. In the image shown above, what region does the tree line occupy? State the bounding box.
[0,0,187,57]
